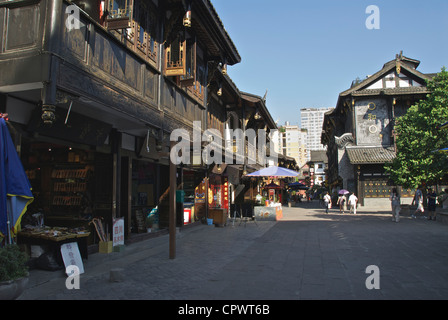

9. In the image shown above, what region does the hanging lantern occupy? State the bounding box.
[183,5,191,27]
[222,63,227,75]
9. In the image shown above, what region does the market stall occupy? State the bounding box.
[254,203,283,221]
[18,226,90,260]
[244,166,299,221]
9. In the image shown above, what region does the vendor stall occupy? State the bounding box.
[18,226,90,271]
[243,166,299,222]
[263,182,283,204]
[254,203,283,221]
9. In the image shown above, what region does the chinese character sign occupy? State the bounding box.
[60,242,84,275]
[113,218,125,247]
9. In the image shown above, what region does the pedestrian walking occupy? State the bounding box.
[412,186,425,219]
[441,189,448,210]
[390,188,401,222]
[348,193,358,214]
[427,188,437,221]
[323,192,331,214]
[337,194,346,213]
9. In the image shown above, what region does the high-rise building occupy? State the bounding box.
[279,122,307,168]
[300,107,334,160]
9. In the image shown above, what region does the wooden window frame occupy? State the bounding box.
[164,37,187,77]
[106,0,134,30]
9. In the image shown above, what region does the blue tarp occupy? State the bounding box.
[0,118,34,239]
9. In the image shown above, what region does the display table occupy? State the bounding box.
[18,227,90,260]
[254,205,283,221]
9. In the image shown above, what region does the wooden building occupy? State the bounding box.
[321,52,435,208]
[0,0,257,243]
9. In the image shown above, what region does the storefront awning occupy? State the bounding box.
[346,147,396,164]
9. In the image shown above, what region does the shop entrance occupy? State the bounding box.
[20,141,113,245]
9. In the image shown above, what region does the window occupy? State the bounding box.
[106,0,133,29]
[165,35,186,76]
[107,0,159,65]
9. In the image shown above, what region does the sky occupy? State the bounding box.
[212,0,448,127]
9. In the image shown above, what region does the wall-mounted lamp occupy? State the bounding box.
[222,63,227,75]
[183,4,191,27]
[217,81,222,96]
[42,104,56,126]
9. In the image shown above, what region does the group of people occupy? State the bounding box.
[391,186,448,222]
[322,186,448,222]
[323,191,358,214]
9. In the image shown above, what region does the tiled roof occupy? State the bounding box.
[346,147,396,164]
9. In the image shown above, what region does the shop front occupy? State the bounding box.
[19,136,113,247]
[207,174,230,226]
[183,169,207,225]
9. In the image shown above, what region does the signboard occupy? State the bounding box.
[60,242,84,275]
[113,218,125,247]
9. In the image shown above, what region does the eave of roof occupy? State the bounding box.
[346,146,396,164]
[198,0,241,65]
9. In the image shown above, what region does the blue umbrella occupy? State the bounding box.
[245,166,299,177]
[288,181,309,190]
[0,118,34,243]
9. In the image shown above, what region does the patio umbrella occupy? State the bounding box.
[339,189,350,195]
[0,118,34,243]
[288,182,309,190]
[245,166,299,177]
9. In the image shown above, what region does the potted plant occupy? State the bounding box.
[0,244,29,300]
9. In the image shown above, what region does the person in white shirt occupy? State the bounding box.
[412,186,424,219]
[348,193,358,214]
[323,192,331,214]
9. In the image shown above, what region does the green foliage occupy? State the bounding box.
[0,245,28,282]
[385,68,448,188]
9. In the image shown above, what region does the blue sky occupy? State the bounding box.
[212,0,448,126]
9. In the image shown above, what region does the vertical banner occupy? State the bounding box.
[113,218,125,247]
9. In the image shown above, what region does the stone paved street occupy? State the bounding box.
[19,201,448,300]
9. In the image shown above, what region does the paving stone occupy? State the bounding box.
[19,202,448,300]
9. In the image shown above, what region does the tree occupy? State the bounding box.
[385,68,448,188]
